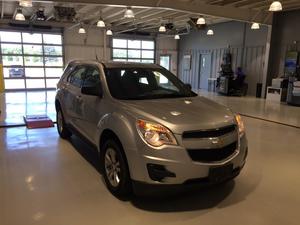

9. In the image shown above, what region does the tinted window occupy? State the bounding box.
[104,68,197,100]
[82,67,101,88]
[68,66,86,87]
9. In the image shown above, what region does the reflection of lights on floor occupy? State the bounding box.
[25,175,34,183]
[33,212,45,221]
[25,175,35,191]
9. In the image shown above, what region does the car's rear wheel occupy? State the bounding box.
[101,139,131,197]
[56,107,72,139]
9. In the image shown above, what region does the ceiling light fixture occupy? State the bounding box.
[174,34,180,40]
[19,0,32,7]
[97,18,105,27]
[207,29,214,35]
[197,16,206,25]
[269,1,283,12]
[106,29,113,36]
[251,22,260,30]
[124,7,135,18]
[15,8,25,21]
[159,24,166,32]
[78,25,86,34]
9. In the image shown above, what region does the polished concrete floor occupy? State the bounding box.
[1,116,300,225]
[198,90,300,128]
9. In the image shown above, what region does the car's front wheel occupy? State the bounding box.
[101,139,131,197]
[56,107,72,139]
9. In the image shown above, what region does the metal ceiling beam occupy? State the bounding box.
[37,0,272,25]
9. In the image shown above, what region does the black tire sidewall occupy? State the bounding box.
[101,139,131,197]
[56,108,71,139]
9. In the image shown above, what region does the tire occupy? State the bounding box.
[101,139,131,197]
[56,107,72,139]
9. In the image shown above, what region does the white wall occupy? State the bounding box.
[63,28,110,64]
[156,36,178,75]
[63,28,179,76]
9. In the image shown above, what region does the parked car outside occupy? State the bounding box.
[9,67,24,78]
[55,60,248,197]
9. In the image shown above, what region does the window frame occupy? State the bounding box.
[111,38,155,63]
[159,54,171,71]
[0,30,64,91]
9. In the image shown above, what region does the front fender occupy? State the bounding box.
[96,112,147,181]
[96,112,138,151]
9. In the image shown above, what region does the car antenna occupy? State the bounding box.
[95,49,100,62]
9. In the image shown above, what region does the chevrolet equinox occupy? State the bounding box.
[55,60,248,197]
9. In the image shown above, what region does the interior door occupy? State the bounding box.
[160,55,171,71]
[199,53,212,90]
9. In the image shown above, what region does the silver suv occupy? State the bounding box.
[55,60,248,197]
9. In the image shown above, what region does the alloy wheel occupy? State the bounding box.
[104,148,121,187]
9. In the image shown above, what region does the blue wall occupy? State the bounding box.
[178,21,269,96]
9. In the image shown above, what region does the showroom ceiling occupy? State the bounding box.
[0,0,300,34]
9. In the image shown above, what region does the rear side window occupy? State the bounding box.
[68,66,87,87]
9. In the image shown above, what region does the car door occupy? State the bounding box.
[76,65,104,142]
[64,65,87,128]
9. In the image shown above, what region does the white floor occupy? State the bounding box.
[198,90,300,128]
[1,112,300,224]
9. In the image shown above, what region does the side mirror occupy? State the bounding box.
[184,83,192,91]
[81,85,103,97]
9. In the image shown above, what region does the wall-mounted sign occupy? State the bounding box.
[285,51,299,76]
[183,54,191,70]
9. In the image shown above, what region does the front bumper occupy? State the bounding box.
[132,161,245,196]
[126,134,248,185]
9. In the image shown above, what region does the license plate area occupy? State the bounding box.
[209,164,233,182]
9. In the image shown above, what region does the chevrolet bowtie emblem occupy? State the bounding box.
[211,138,224,146]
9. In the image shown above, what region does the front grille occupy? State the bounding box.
[187,141,237,163]
[182,125,236,139]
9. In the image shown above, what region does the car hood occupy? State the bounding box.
[120,96,236,134]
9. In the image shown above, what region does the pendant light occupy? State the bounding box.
[106,29,113,36]
[19,0,32,7]
[269,1,283,11]
[207,29,214,36]
[197,16,206,25]
[124,7,135,18]
[97,18,105,27]
[251,22,260,30]
[174,34,180,40]
[78,25,86,34]
[15,8,25,21]
[159,24,166,32]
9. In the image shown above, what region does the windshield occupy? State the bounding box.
[104,67,197,100]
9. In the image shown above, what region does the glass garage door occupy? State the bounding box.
[112,38,155,63]
[0,31,64,91]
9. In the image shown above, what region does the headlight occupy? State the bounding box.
[136,119,177,147]
[235,114,245,135]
